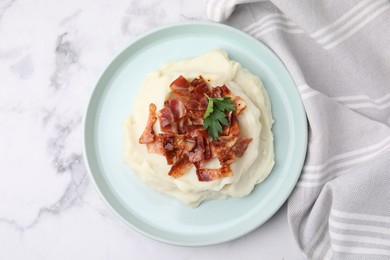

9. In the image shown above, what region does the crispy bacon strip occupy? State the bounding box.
[189,135,205,163]
[184,138,196,152]
[138,75,252,181]
[229,115,240,136]
[166,98,186,120]
[196,165,232,182]
[157,107,177,133]
[168,155,192,178]
[139,103,157,144]
[170,75,191,95]
[234,138,252,158]
[146,138,164,155]
[210,84,232,98]
[160,133,176,165]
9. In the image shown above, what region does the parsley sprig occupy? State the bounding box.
[203,95,235,141]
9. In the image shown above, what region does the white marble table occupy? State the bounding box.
[0,0,304,259]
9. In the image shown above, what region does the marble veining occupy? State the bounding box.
[0,0,302,259]
[50,32,80,90]
[121,1,167,36]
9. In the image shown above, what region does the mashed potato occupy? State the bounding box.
[124,50,274,207]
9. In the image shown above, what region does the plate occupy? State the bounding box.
[83,21,307,246]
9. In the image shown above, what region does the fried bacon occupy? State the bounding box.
[196,165,232,182]
[160,133,176,165]
[146,138,164,155]
[170,75,191,96]
[166,98,186,120]
[169,155,192,178]
[139,103,157,144]
[234,137,253,158]
[229,115,240,136]
[138,75,252,181]
[210,84,232,98]
[157,107,177,133]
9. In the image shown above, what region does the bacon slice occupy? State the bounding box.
[184,124,203,134]
[210,87,222,98]
[218,148,236,165]
[220,85,233,97]
[196,165,232,182]
[146,136,164,155]
[216,135,238,148]
[184,97,208,114]
[189,135,205,163]
[166,98,186,120]
[212,137,237,165]
[177,117,188,134]
[191,78,209,109]
[160,133,176,165]
[157,107,174,128]
[199,96,208,110]
[184,138,196,152]
[234,137,252,158]
[191,76,208,89]
[157,107,177,133]
[221,113,239,137]
[203,137,212,161]
[229,115,240,136]
[173,134,186,157]
[170,75,191,95]
[196,168,219,182]
[168,155,192,178]
[139,103,157,144]
[187,110,204,124]
[184,99,199,110]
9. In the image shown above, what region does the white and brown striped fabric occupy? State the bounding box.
[206,0,390,259]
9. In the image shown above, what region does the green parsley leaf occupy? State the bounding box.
[214,98,236,112]
[204,98,214,118]
[203,95,235,141]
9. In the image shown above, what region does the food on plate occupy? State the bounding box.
[139,75,251,180]
[124,50,274,207]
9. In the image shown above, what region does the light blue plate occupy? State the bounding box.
[83,21,307,246]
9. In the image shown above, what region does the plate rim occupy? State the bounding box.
[83,21,308,246]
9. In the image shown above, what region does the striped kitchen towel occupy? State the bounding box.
[206,0,390,259]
